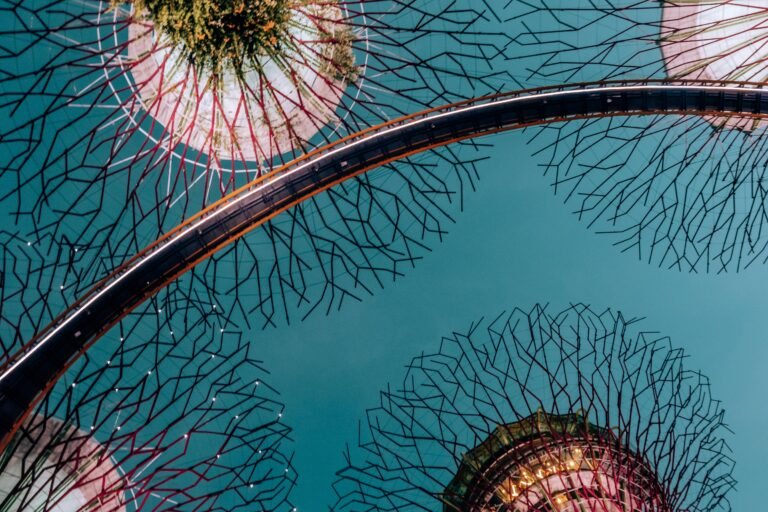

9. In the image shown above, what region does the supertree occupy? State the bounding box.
[0,238,296,510]
[0,2,513,506]
[505,1,768,272]
[333,303,735,511]
[0,0,511,344]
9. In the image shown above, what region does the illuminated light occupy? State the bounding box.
[443,411,668,512]
[661,0,768,130]
[125,1,354,164]
[0,416,126,510]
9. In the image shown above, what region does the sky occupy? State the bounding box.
[3,1,763,509]
[259,128,765,510]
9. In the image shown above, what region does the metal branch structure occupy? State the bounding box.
[0,255,296,510]
[0,3,749,507]
[2,80,767,453]
[332,303,735,512]
[507,0,768,271]
[0,4,511,501]
[0,0,509,358]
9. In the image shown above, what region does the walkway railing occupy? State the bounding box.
[2,80,767,449]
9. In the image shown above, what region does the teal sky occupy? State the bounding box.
[2,1,762,509]
[258,129,765,509]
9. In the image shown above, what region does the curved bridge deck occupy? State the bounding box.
[2,80,767,447]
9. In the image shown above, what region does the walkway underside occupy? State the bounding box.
[2,80,767,448]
